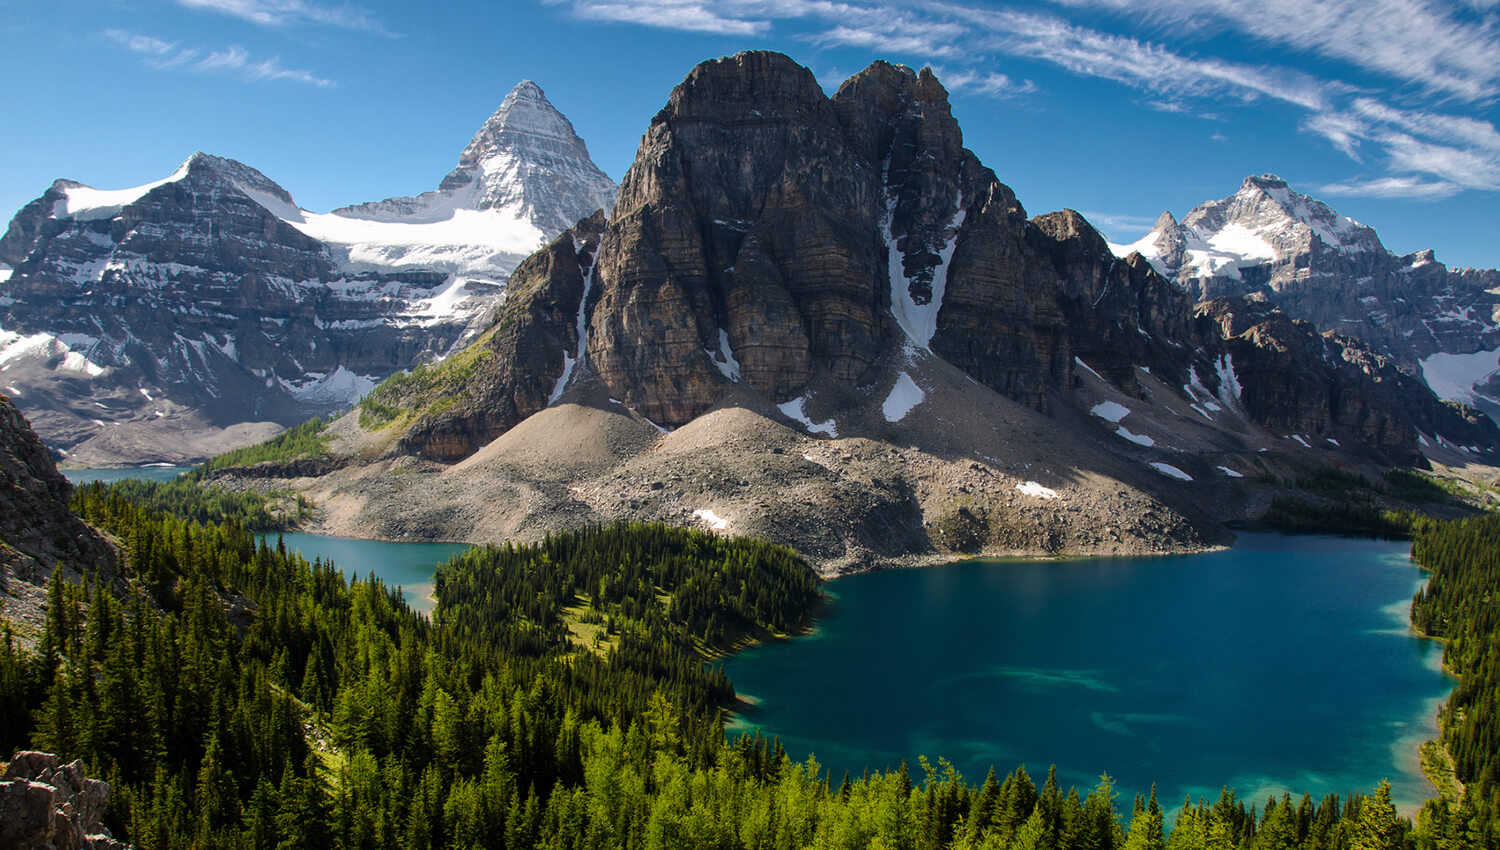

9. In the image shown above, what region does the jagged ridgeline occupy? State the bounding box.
[187,50,1484,577]
[346,52,1495,466]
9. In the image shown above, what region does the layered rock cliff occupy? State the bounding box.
[378,53,1487,465]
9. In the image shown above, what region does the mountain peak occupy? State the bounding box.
[1241,173,1288,192]
[458,79,586,168]
[182,152,296,206]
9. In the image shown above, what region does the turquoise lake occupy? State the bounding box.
[260,531,471,615]
[62,466,193,485]
[722,532,1452,815]
[56,476,1456,814]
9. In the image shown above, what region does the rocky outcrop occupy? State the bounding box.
[1,392,113,573]
[374,52,1499,472]
[1,392,115,642]
[381,213,607,462]
[0,751,130,850]
[0,81,616,465]
[394,53,1215,448]
[1195,298,1499,460]
[265,53,1500,572]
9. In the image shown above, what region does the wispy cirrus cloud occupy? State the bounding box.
[1319,176,1463,200]
[541,0,1500,200]
[172,0,390,34]
[104,29,335,87]
[1044,0,1500,102]
[1304,98,1500,195]
[935,69,1037,100]
[1078,210,1161,234]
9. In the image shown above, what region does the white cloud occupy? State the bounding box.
[810,15,968,57]
[1319,176,1463,200]
[1303,100,1500,192]
[937,69,1038,99]
[1303,112,1365,160]
[103,30,335,87]
[565,0,769,35]
[1045,0,1500,101]
[951,7,1332,111]
[173,0,388,33]
[541,0,1499,200]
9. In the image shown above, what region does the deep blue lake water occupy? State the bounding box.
[722,532,1452,814]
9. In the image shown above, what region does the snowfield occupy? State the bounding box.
[1421,347,1500,405]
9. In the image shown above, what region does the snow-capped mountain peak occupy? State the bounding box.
[1185,173,1380,258]
[0,81,621,463]
[1112,173,1385,283]
[183,152,298,207]
[458,79,582,166]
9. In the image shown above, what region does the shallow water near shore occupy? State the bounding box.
[722,532,1452,814]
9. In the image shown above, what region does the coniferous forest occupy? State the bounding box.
[0,482,1496,848]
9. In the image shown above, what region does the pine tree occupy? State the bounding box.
[1350,780,1405,850]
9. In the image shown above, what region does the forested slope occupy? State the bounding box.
[0,482,1480,849]
[1411,514,1500,847]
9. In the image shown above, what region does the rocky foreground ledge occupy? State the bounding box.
[0,751,131,850]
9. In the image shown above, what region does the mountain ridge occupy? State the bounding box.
[231,52,1500,574]
[1111,175,1500,421]
[0,81,615,465]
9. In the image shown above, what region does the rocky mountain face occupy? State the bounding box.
[1,392,115,642]
[0,751,130,850]
[1115,175,1500,417]
[378,54,1489,464]
[276,52,1496,572]
[0,82,614,465]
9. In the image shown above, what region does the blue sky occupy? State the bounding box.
[3,0,1498,267]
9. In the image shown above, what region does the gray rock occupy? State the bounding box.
[0,751,131,850]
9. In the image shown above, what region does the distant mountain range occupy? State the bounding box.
[1111,175,1500,422]
[216,52,1498,574]
[0,81,615,465]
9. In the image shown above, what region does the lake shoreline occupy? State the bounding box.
[722,531,1454,816]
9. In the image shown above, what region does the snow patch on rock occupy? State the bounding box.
[707,328,742,382]
[886,189,965,350]
[882,373,924,422]
[777,396,838,437]
[693,509,729,531]
[1149,462,1193,481]
[1420,347,1500,405]
[1016,481,1059,499]
[1091,401,1130,423]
